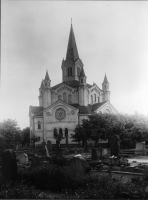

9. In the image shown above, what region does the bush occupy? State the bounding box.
[0,181,40,199]
[18,164,93,192]
[62,173,148,199]
[18,164,148,198]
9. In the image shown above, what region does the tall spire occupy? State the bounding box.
[66,23,79,61]
[103,74,109,84]
[45,70,50,81]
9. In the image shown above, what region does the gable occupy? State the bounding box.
[93,101,118,114]
[43,100,79,123]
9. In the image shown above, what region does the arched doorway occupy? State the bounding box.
[65,128,68,148]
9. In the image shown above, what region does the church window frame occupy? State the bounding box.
[59,128,63,138]
[91,95,93,105]
[38,121,41,129]
[53,128,58,138]
[94,94,96,102]
[77,67,80,76]
[68,94,72,104]
[98,97,100,103]
[63,92,67,103]
[68,66,72,77]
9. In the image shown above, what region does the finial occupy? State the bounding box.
[71,18,72,25]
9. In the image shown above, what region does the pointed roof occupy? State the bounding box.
[66,24,79,61]
[80,67,86,77]
[45,70,50,81]
[40,80,44,89]
[103,74,109,84]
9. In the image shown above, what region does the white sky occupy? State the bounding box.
[1,1,148,129]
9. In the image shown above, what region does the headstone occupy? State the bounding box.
[110,135,120,157]
[68,155,91,174]
[92,148,97,160]
[102,148,108,158]
[47,140,52,152]
[18,153,28,164]
[31,154,41,168]
[135,142,146,155]
[41,141,46,155]
[2,149,18,181]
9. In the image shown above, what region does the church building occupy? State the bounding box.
[29,23,117,145]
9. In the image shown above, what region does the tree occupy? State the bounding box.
[72,120,92,151]
[72,112,148,150]
[0,119,21,148]
[21,127,30,146]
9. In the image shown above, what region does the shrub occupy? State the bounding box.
[18,164,94,192]
[0,180,40,199]
[62,173,148,199]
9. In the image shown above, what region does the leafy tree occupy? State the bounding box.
[21,127,30,146]
[0,119,21,148]
[72,112,148,150]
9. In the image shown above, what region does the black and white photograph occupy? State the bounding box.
[1,0,148,199]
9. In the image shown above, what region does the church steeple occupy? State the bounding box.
[66,23,79,61]
[103,73,109,84]
[62,22,84,82]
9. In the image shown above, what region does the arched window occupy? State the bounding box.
[91,95,93,104]
[38,121,41,129]
[65,128,68,137]
[53,128,58,138]
[59,128,63,138]
[58,95,61,100]
[63,93,67,102]
[70,67,72,76]
[81,78,83,83]
[94,94,96,102]
[77,67,80,76]
[68,94,72,104]
[98,97,100,103]
[68,66,72,77]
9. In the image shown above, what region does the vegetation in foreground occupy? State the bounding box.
[0,164,148,199]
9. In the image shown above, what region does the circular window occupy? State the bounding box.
[55,108,66,121]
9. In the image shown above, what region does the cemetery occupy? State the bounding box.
[0,114,148,198]
[1,137,148,199]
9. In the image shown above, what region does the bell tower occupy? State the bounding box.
[61,23,84,82]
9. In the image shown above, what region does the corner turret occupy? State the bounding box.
[102,74,110,102]
[38,70,52,108]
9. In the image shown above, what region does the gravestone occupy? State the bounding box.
[2,149,18,181]
[102,148,108,158]
[110,135,120,157]
[68,155,91,174]
[41,141,46,155]
[135,142,146,155]
[47,140,52,152]
[31,154,41,168]
[92,148,97,160]
[18,153,28,164]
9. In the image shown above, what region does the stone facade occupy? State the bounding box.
[29,23,118,145]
